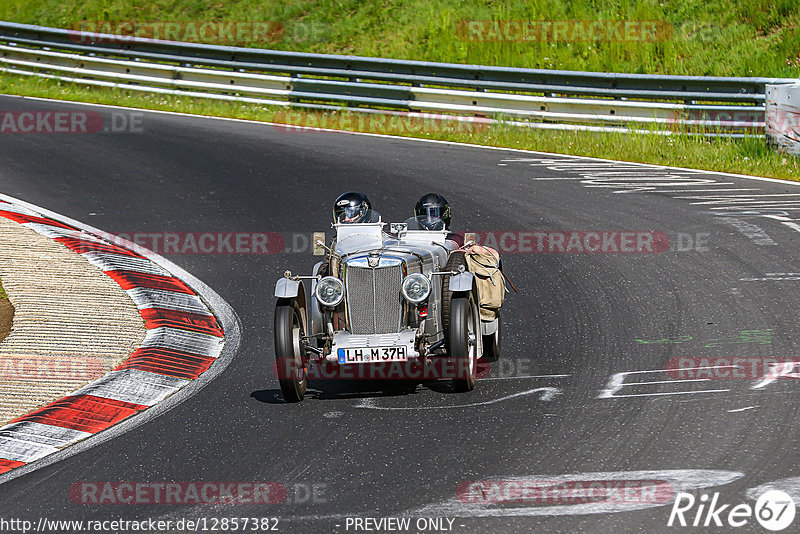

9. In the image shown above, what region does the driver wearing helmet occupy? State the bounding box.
[333,191,373,224]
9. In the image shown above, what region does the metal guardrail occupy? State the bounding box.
[0,20,795,135]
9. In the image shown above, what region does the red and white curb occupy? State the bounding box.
[0,197,235,477]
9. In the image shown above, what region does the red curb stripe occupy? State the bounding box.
[0,459,26,474]
[104,270,194,294]
[115,348,216,379]
[139,308,223,336]
[0,211,77,230]
[14,395,147,434]
[55,237,143,257]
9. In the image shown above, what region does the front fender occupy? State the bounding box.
[275,277,301,298]
[449,271,474,292]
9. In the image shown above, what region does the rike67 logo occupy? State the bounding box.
[668,490,795,531]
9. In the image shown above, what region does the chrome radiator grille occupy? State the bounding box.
[345,264,403,334]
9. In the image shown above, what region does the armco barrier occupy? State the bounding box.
[0,20,795,136]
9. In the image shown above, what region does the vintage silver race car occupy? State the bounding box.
[273,214,502,402]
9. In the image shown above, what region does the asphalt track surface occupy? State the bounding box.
[0,95,799,533]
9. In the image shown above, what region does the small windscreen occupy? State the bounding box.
[403,215,446,231]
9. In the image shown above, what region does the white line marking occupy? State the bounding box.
[598,367,736,398]
[751,362,800,389]
[603,389,730,398]
[355,387,560,410]
[727,406,757,413]
[657,189,761,193]
[481,374,570,381]
[747,477,800,503]
[624,378,711,386]
[406,470,744,518]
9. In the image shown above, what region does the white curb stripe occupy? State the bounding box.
[0,437,58,463]
[0,203,42,216]
[140,327,225,358]
[0,422,91,448]
[69,369,189,406]
[81,251,171,276]
[21,222,85,240]
[126,287,212,315]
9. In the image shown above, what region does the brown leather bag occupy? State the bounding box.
[465,245,506,321]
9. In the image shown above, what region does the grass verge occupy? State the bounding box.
[1,0,799,78]
[1,72,798,181]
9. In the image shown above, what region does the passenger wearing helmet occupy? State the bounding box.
[333,191,373,224]
[414,193,451,231]
[412,193,463,245]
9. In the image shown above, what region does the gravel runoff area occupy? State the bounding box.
[0,216,146,424]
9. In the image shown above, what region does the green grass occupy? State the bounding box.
[2,72,798,180]
[0,1,798,179]
[1,0,799,77]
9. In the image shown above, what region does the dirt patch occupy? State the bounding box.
[0,278,12,343]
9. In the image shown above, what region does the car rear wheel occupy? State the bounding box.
[274,298,307,402]
[450,292,479,392]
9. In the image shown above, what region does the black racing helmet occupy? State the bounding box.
[414,193,451,230]
[333,191,372,224]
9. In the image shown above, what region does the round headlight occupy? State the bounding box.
[401,273,431,304]
[315,276,344,307]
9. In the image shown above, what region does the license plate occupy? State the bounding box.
[338,346,407,364]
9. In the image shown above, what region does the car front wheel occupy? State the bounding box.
[450,292,479,392]
[274,298,307,402]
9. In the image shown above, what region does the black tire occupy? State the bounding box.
[441,251,467,345]
[482,312,501,362]
[274,298,307,402]
[450,293,479,392]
